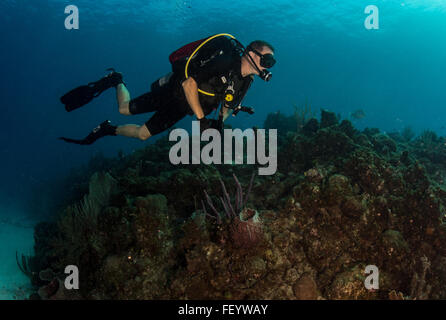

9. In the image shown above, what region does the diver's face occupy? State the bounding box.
[248,47,274,73]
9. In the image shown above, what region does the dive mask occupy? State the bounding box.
[251,49,276,68]
[246,45,275,82]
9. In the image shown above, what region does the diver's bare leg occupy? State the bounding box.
[116,123,152,141]
[116,83,131,115]
[114,84,152,140]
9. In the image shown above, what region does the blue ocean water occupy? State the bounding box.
[1,0,446,299]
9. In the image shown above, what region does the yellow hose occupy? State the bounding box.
[185,33,236,97]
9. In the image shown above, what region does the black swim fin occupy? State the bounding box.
[60,69,124,112]
[58,120,117,145]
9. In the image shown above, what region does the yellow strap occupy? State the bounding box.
[185,33,236,97]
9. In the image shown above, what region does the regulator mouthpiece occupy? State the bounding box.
[260,69,272,82]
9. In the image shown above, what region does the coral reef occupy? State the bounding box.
[26,110,446,300]
[202,173,262,249]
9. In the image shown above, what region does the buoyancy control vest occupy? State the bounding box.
[169,34,247,102]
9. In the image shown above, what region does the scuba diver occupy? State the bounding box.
[59,34,276,145]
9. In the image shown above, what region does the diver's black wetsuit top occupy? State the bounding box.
[128,40,253,135]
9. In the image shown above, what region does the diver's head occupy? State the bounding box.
[242,40,275,81]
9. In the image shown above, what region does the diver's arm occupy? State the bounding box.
[182,77,205,119]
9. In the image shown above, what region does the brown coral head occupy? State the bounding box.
[230,211,263,249]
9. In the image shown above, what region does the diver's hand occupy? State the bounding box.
[199,118,223,133]
[199,117,211,133]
